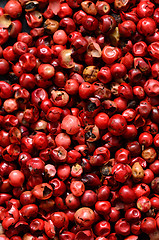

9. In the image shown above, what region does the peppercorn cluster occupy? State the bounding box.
[0,0,159,240]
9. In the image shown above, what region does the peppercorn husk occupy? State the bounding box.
[109,27,120,46]
[81,1,97,15]
[24,1,39,12]
[44,19,59,34]
[0,14,11,28]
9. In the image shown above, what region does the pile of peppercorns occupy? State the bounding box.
[0,0,159,239]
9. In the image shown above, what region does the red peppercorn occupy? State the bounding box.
[94,221,111,237]
[115,219,131,236]
[4,0,22,18]
[119,20,136,37]
[141,217,157,234]
[132,41,147,57]
[0,0,159,238]
[25,11,43,28]
[118,83,133,100]
[3,46,17,62]
[115,148,131,164]
[9,170,25,187]
[59,231,75,240]
[143,169,154,184]
[19,73,36,89]
[133,183,150,198]
[125,208,141,222]
[20,191,36,206]
[64,79,79,95]
[0,28,9,45]
[95,201,111,216]
[99,15,116,33]
[37,45,52,63]
[38,64,55,79]
[65,193,80,210]
[53,30,68,45]
[32,183,53,200]
[50,178,66,196]
[74,207,95,227]
[144,79,159,96]
[58,3,73,18]
[108,114,127,136]
[96,1,110,15]
[19,53,36,72]
[30,218,44,233]
[112,163,131,183]
[137,17,156,36]
[51,212,69,229]
[10,20,22,38]
[61,115,81,135]
[0,59,10,75]
[119,186,136,203]
[137,196,151,212]
[82,15,98,31]
[151,197,159,210]
[70,180,85,197]
[136,1,155,18]
[102,46,121,64]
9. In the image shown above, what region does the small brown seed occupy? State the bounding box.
[142,147,157,163]
[83,66,99,83]
[132,162,144,182]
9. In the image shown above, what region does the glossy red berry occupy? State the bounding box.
[74,207,95,227]
[108,114,127,136]
[61,115,81,135]
[0,59,10,75]
[9,170,25,187]
[141,217,157,234]
[119,186,136,203]
[4,0,22,18]
[115,219,131,236]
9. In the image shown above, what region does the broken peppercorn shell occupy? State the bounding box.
[87,42,102,58]
[84,125,100,142]
[24,1,39,12]
[0,14,11,28]
[114,0,130,12]
[32,183,53,200]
